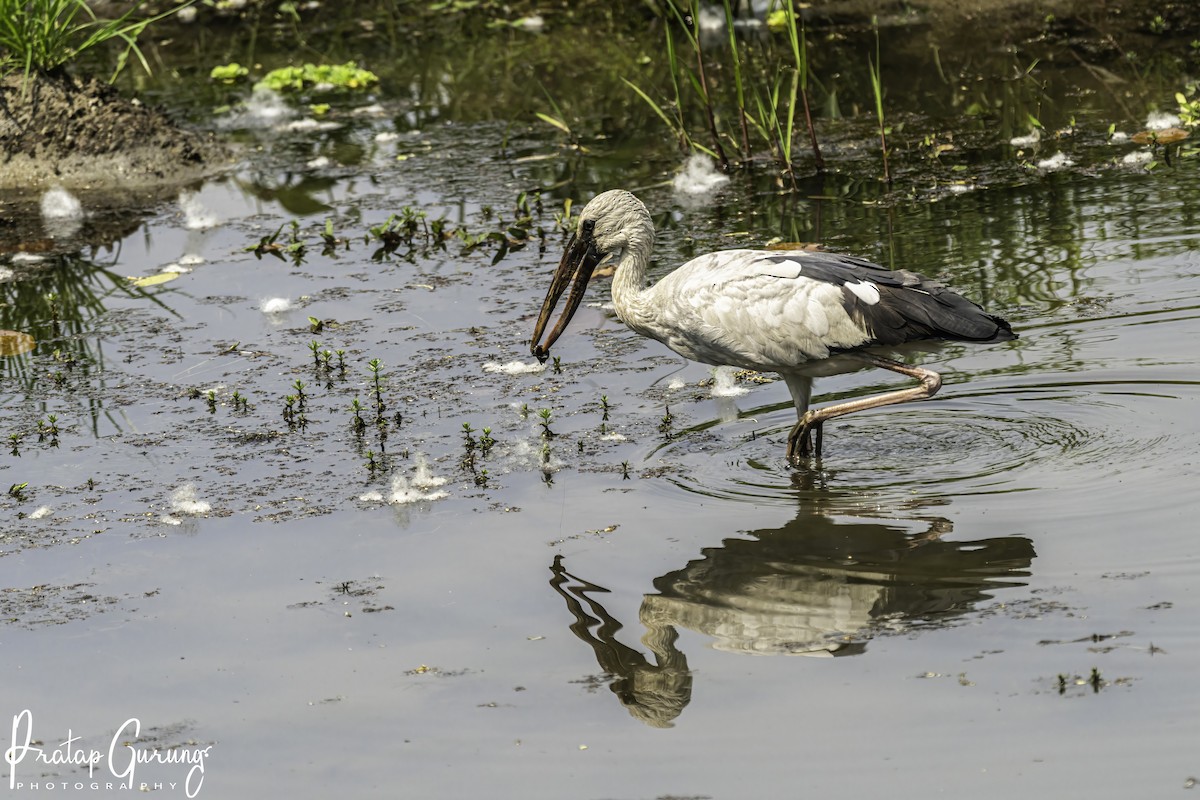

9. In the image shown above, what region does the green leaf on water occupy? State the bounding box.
[129,272,181,288]
[535,112,571,135]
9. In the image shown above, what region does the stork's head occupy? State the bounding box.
[530,190,654,361]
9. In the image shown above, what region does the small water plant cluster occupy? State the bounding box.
[1053,667,1133,695]
[308,340,347,383]
[459,422,497,486]
[247,220,307,263]
[246,192,558,266]
[352,358,410,477]
[1176,83,1200,127]
[186,386,251,415]
[7,413,60,456]
[255,62,379,94]
[210,61,379,93]
[281,379,309,428]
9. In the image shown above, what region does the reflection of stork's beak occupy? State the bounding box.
[530,230,602,362]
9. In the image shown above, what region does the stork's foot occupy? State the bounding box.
[786,412,824,465]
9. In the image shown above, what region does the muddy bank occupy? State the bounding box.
[0,72,224,194]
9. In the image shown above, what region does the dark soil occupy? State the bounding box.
[0,71,224,192]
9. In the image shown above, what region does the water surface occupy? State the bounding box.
[3,7,1200,798]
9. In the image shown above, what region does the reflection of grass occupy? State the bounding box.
[0,253,176,418]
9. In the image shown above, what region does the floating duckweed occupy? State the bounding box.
[256,62,380,94]
[210,63,249,83]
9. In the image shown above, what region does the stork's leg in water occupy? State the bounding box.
[786,354,944,463]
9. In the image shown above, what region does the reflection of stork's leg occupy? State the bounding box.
[788,355,943,463]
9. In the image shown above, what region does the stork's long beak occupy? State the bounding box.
[530,230,602,362]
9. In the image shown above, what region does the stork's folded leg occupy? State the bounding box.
[786,355,943,466]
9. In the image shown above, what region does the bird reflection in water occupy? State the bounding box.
[550,510,1035,728]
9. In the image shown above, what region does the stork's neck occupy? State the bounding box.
[609,231,657,337]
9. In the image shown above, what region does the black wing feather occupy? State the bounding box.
[766,252,1016,346]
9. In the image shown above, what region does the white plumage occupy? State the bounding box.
[531,190,1016,463]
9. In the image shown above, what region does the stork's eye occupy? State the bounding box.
[582,219,595,235]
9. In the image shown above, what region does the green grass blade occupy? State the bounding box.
[622,78,684,140]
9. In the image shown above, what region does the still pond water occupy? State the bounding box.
[2,9,1199,799]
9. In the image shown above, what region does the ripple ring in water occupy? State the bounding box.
[648,378,1187,508]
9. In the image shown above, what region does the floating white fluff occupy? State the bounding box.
[667,377,687,390]
[672,154,730,196]
[260,297,292,314]
[513,14,544,31]
[1145,111,1181,130]
[360,455,451,505]
[244,85,291,123]
[180,192,219,230]
[170,484,212,515]
[710,366,749,397]
[1122,150,1153,166]
[29,506,52,520]
[40,186,83,220]
[354,104,386,116]
[1109,131,1129,143]
[696,6,724,31]
[374,131,400,143]
[1036,152,1074,170]
[306,156,331,169]
[0,267,13,281]
[285,119,340,132]
[411,453,448,489]
[483,360,545,375]
[11,252,44,264]
[1009,130,1041,147]
[388,475,448,504]
[163,263,192,275]
[599,432,627,442]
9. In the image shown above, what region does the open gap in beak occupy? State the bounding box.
[531,232,601,362]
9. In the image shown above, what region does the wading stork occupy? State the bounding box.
[530,190,1016,464]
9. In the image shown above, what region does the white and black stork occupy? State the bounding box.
[530,190,1016,464]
